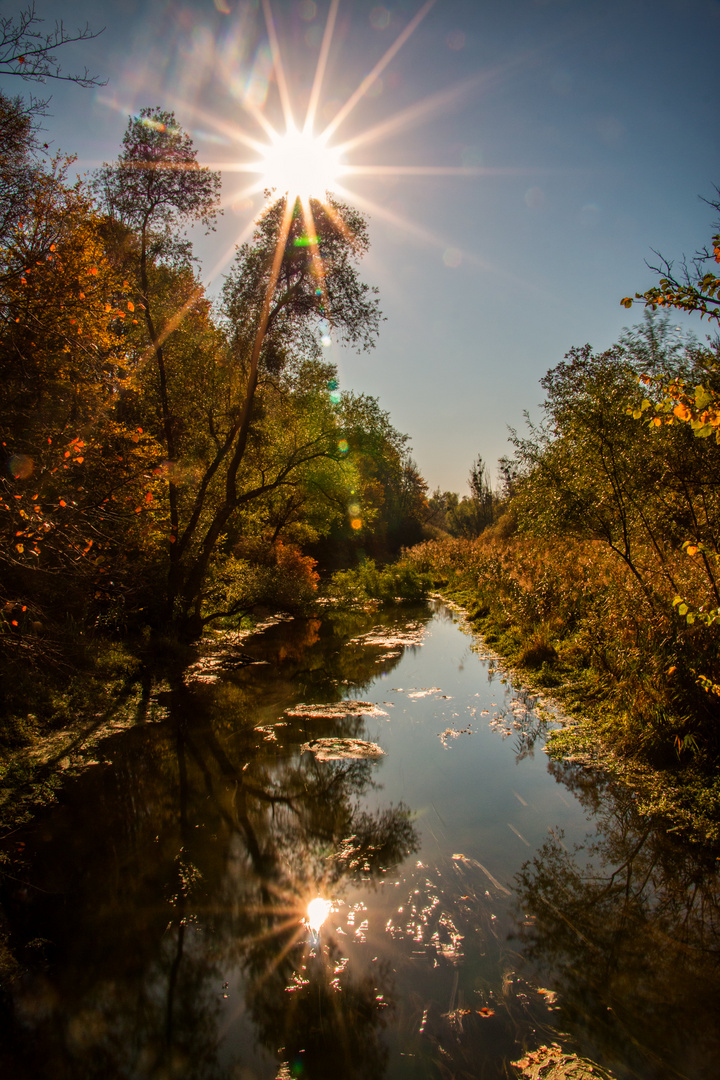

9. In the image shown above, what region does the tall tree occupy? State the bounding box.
[99,117,381,633]
[96,108,222,569]
[167,195,380,632]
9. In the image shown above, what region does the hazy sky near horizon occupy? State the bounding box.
[4,0,720,493]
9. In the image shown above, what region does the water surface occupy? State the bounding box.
[1,602,718,1079]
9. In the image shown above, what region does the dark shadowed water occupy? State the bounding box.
[1,601,719,1080]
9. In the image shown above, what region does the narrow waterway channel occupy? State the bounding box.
[1,601,719,1080]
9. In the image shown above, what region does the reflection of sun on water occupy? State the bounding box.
[306,895,333,933]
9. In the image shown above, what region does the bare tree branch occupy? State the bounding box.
[0,3,105,87]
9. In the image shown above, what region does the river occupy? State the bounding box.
[1,600,718,1079]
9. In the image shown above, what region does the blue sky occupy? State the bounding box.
[4,0,720,492]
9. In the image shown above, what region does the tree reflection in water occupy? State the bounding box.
[514,759,720,1080]
[0,611,423,1080]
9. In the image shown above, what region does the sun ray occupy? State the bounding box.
[304,0,341,136]
[261,0,295,133]
[331,181,458,252]
[247,923,310,994]
[247,194,294,356]
[331,182,560,299]
[184,107,271,156]
[334,74,486,156]
[233,914,307,952]
[299,196,330,318]
[345,165,492,177]
[322,0,437,142]
[202,212,264,284]
[315,196,358,247]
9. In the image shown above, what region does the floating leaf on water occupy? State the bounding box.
[285,700,387,720]
[301,738,385,761]
[254,726,278,742]
[350,624,425,650]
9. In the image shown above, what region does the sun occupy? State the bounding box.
[195,0,491,284]
[258,125,344,201]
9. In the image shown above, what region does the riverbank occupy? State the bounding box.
[404,537,720,847]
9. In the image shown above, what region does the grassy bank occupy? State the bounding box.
[405,533,720,846]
